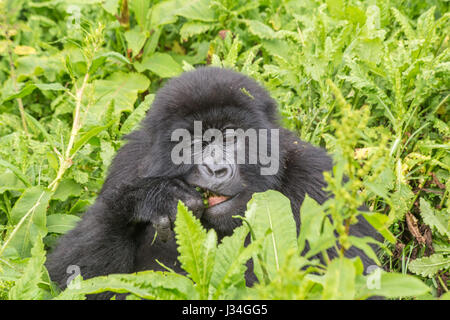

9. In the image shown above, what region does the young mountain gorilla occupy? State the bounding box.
[47,67,381,296]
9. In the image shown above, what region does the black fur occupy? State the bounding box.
[46,67,381,298]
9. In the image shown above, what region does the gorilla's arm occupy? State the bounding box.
[46,137,203,289]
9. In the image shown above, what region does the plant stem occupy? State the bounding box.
[48,72,89,192]
[5,30,29,135]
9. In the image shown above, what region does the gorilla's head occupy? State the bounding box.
[135,67,286,234]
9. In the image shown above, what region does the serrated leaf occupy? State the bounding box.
[56,271,196,300]
[408,254,450,277]
[8,239,47,299]
[244,20,276,39]
[419,199,450,239]
[174,201,210,297]
[180,22,214,40]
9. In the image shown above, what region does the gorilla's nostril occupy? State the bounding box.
[215,168,228,178]
[203,165,214,176]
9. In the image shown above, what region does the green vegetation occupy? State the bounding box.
[0,0,448,300]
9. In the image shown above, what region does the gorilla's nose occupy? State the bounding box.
[199,163,233,182]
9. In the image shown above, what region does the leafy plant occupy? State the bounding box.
[0,0,448,299]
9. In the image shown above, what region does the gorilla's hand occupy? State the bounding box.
[135,178,204,242]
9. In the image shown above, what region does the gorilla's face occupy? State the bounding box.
[138,67,284,233]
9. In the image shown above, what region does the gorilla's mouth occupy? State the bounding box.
[196,187,231,208]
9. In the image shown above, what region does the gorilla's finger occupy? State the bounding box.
[152,215,172,242]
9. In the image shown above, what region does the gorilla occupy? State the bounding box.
[47,67,381,297]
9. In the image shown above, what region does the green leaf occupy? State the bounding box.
[322,258,356,299]
[247,190,298,281]
[0,160,31,189]
[88,72,150,125]
[360,271,430,298]
[298,195,326,254]
[0,187,51,259]
[176,0,215,22]
[244,20,277,39]
[52,179,82,201]
[419,199,450,239]
[149,0,181,27]
[180,22,215,41]
[8,239,47,299]
[129,0,151,29]
[135,53,182,78]
[120,94,154,136]
[56,271,197,300]
[210,213,253,298]
[174,201,211,298]
[408,254,450,278]
[47,214,81,234]
[361,211,396,243]
[124,28,147,57]
[348,236,381,265]
[24,112,57,151]
[70,121,114,156]
[0,169,27,193]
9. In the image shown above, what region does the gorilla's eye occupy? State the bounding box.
[224,129,237,145]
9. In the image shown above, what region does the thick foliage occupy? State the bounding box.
[0,0,448,299]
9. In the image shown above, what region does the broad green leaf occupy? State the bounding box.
[359,271,430,298]
[129,0,151,29]
[408,254,450,278]
[1,187,51,258]
[0,169,27,193]
[419,199,450,239]
[52,179,82,201]
[47,214,81,234]
[298,195,326,254]
[124,28,147,57]
[149,0,181,27]
[135,53,183,78]
[56,271,197,300]
[88,72,150,125]
[176,0,215,22]
[247,190,298,281]
[322,258,356,299]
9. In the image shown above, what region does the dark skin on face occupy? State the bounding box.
[46,67,382,299]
